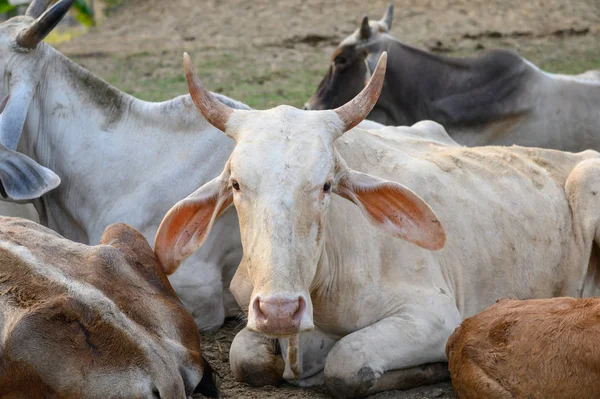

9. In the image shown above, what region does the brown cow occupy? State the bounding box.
[0,217,218,398]
[446,297,600,399]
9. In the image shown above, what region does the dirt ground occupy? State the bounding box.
[52,1,600,398]
[196,320,456,399]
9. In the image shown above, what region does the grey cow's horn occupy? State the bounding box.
[359,15,371,39]
[183,52,235,138]
[333,52,387,134]
[380,4,394,32]
[17,0,76,49]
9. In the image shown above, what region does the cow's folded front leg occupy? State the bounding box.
[279,328,337,387]
[230,327,337,388]
[323,298,460,398]
[230,327,285,386]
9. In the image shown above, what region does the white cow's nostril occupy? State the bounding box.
[292,296,306,323]
[251,295,307,335]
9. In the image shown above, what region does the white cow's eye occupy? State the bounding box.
[323,182,332,192]
[232,180,240,191]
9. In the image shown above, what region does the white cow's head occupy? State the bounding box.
[156,52,445,336]
[0,0,73,202]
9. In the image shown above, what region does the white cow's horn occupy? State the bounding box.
[183,52,234,138]
[17,0,76,49]
[25,0,52,18]
[333,51,387,134]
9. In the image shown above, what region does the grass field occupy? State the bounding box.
[64,34,600,110]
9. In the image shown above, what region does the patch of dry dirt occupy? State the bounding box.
[59,0,600,57]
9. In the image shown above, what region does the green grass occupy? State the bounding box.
[80,48,328,109]
[71,35,600,109]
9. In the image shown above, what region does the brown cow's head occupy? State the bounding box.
[0,218,220,398]
[304,4,394,113]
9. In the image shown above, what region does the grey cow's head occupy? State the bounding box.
[304,4,394,113]
[0,0,74,202]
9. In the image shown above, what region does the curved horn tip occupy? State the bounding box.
[333,51,387,134]
[182,52,234,136]
[183,52,194,74]
[382,4,394,30]
[360,15,371,39]
[376,51,388,70]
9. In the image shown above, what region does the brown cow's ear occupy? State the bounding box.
[334,168,445,251]
[154,174,233,275]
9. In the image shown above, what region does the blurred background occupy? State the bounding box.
[2,0,599,109]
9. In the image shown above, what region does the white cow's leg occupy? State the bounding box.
[230,327,336,387]
[222,253,242,319]
[279,329,337,387]
[230,327,285,386]
[168,258,225,331]
[324,296,460,398]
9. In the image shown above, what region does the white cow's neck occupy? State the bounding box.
[20,44,236,243]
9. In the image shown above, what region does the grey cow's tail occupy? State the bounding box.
[193,358,221,398]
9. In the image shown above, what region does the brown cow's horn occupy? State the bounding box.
[183,52,234,137]
[359,16,371,39]
[333,52,387,134]
[380,4,394,31]
[17,0,76,49]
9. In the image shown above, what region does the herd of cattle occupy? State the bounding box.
[1,0,600,398]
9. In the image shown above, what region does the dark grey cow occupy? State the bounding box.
[305,4,600,152]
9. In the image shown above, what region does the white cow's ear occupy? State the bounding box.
[0,145,61,201]
[334,169,446,250]
[154,174,233,274]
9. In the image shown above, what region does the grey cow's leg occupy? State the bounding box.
[324,294,460,398]
[230,327,336,387]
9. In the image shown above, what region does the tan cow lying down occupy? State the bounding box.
[0,217,218,399]
[154,52,600,398]
[447,297,600,399]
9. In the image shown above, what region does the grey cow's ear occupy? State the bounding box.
[0,145,61,201]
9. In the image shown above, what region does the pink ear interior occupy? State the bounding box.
[337,180,445,251]
[154,192,232,274]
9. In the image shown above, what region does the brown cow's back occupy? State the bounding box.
[0,217,211,398]
[447,297,600,399]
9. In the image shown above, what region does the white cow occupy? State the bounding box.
[0,0,247,330]
[155,52,600,397]
[0,202,39,222]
